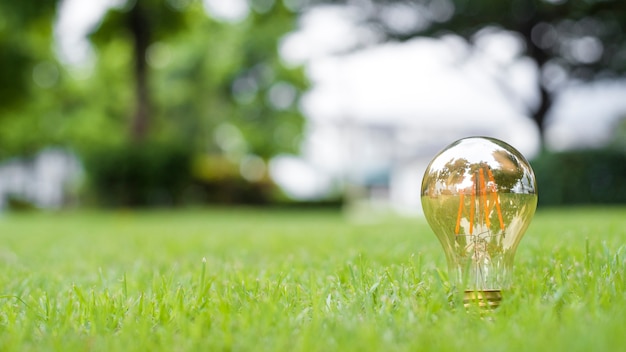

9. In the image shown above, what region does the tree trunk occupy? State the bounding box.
[128,3,151,143]
[533,84,551,150]
[518,17,552,152]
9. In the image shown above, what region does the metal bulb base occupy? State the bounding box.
[463,289,502,309]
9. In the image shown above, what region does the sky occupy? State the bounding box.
[55,0,626,200]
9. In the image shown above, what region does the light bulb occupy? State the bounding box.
[421,137,537,308]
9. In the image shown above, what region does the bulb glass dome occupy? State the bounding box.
[421,137,537,304]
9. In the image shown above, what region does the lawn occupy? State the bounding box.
[0,207,624,351]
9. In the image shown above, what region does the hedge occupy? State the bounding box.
[531,148,626,206]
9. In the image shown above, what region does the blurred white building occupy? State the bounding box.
[300,113,538,218]
[0,149,81,211]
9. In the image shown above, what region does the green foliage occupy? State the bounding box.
[66,1,307,206]
[338,0,626,78]
[0,0,59,111]
[443,0,626,76]
[531,148,626,205]
[69,1,306,157]
[0,208,624,350]
[193,177,279,205]
[0,0,66,158]
[609,116,626,150]
[191,155,279,204]
[89,0,189,46]
[83,142,193,207]
[0,0,305,164]
[82,143,282,207]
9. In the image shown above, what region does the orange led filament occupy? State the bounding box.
[455,167,505,235]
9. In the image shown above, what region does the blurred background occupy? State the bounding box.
[1,0,625,215]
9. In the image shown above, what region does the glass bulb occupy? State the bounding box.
[421,137,537,308]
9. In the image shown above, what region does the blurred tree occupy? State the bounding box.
[0,0,305,158]
[89,0,189,142]
[66,0,307,205]
[0,0,307,206]
[311,0,626,146]
[0,0,58,111]
[81,0,305,156]
[0,0,63,158]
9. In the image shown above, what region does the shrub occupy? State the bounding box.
[190,155,278,205]
[82,142,192,207]
[531,148,626,206]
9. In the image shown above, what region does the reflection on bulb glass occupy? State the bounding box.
[421,137,537,308]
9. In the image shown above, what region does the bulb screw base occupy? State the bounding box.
[463,290,502,309]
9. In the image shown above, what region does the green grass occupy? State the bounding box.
[0,207,624,351]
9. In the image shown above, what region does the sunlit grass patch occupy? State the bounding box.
[0,207,624,351]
